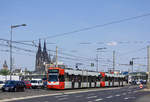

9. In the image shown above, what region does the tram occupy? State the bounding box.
[47,66,126,89]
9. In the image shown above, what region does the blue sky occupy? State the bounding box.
[0,0,150,72]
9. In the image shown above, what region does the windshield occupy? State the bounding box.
[0,81,3,84]
[5,81,16,85]
[48,75,58,82]
[31,80,38,83]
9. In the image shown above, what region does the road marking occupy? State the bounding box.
[122,93,126,95]
[87,96,97,99]
[0,87,121,102]
[58,98,68,100]
[55,95,68,98]
[124,97,129,100]
[115,94,120,96]
[106,96,113,98]
[95,98,103,101]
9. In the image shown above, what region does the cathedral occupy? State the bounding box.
[35,40,51,74]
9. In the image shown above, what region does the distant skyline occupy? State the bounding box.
[0,0,150,72]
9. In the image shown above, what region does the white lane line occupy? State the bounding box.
[0,87,121,102]
[0,93,62,102]
[122,93,127,95]
[95,98,103,101]
[106,96,113,98]
[55,95,68,98]
[58,98,68,100]
[87,96,97,99]
[133,91,138,93]
[124,97,129,100]
[115,94,120,97]
[88,101,92,102]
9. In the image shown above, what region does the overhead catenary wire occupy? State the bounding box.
[0,38,97,62]
[38,12,150,40]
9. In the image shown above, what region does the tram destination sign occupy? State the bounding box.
[48,69,59,73]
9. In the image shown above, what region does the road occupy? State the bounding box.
[1,85,150,102]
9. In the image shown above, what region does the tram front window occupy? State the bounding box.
[48,75,58,82]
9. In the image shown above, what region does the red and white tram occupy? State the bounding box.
[47,67,126,89]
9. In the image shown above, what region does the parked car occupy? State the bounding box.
[2,80,26,92]
[136,81,141,85]
[30,79,43,89]
[131,80,136,85]
[24,80,31,89]
[0,81,4,89]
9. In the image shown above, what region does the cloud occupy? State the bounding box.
[107,41,118,46]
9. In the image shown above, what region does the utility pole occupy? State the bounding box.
[96,53,98,72]
[96,47,107,72]
[56,46,58,67]
[147,46,150,88]
[113,50,115,72]
[10,26,13,80]
[10,24,26,80]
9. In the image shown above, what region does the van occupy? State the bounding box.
[30,79,43,89]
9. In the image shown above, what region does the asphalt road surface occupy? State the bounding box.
[1,85,150,102]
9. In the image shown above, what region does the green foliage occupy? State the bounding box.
[0,69,10,76]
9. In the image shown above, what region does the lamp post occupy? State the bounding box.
[10,24,27,80]
[96,47,107,72]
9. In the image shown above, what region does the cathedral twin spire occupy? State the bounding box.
[35,40,51,72]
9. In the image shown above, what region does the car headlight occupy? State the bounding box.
[11,86,14,89]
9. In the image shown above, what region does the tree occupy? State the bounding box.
[0,69,10,81]
[0,69,10,76]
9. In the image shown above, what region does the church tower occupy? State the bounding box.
[42,40,49,64]
[3,60,8,70]
[35,40,50,74]
[35,40,43,73]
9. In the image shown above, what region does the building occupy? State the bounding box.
[3,60,8,70]
[35,40,51,74]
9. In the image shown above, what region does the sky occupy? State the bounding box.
[0,0,150,72]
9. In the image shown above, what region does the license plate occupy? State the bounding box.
[5,87,8,91]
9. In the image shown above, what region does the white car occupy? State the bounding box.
[30,79,43,89]
[0,81,4,89]
[136,81,141,85]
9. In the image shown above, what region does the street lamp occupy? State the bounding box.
[96,47,107,72]
[10,24,27,80]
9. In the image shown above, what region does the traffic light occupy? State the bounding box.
[130,61,133,65]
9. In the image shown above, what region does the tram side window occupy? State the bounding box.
[96,76,100,81]
[59,75,65,82]
[76,75,81,82]
[114,77,118,82]
[101,77,105,81]
[88,76,92,82]
[64,73,69,81]
[91,76,96,82]
[105,76,108,81]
